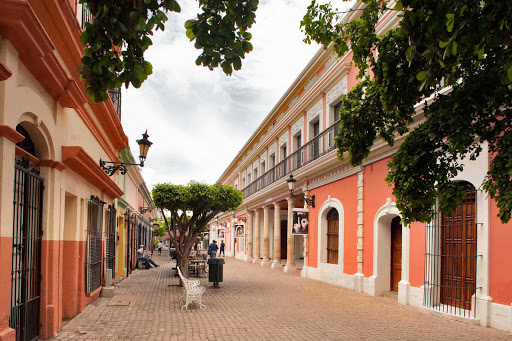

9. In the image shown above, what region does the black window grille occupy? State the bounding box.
[424,181,478,318]
[86,195,105,294]
[10,156,44,341]
[105,205,116,275]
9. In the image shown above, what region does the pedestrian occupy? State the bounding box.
[219,240,225,257]
[157,241,163,255]
[208,240,218,259]
[137,245,159,269]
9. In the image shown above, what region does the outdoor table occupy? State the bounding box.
[189,259,207,277]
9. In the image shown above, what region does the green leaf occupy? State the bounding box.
[394,1,403,11]
[186,29,195,40]
[184,19,197,30]
[80,31,89,45]
[446,13,455,32]
[439,40,450,48]
[508,65,512,81]
[135,16,146,31]
[416,70,427,81]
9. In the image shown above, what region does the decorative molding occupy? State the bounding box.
[289,96,300,109]
[307,100,323,122]
[39,159,67,171]
[326,77,348,105]
[325,53,339,70]
[268,142,277,156]
[0,59,12,80]
[292,116,304,135]
[260,150,267,163]
[0,125,24,143]
[305,74,319,92]
[62,146,124,199]
[279,130,289,146]
[308,165,362,190]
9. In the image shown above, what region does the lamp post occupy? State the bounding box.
[100,130,153,176]
[286,173,315,208]
[140,206,153,214]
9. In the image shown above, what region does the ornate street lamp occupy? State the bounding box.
[100,130,153,176]
[140,206,153,214]
[286,173,315,208]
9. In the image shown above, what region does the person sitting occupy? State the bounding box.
[137,244,159,269]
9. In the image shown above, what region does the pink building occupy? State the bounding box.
[209,3,512,334]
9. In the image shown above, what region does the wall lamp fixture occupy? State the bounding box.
[286,173,315,208]
[100,130,153,176]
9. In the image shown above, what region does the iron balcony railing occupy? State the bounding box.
[108,88,122,119]
[74,0,93,30]
[242,119,341,198]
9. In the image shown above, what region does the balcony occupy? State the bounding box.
[108,88,122,120]
[73,0,93,30]
[242,120,341,198]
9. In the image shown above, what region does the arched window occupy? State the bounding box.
[326,208,339,264]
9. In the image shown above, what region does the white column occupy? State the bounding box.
[246,211,253,262]
[284,197,296,273]
[262,205,271,266]
[253,208,261,263]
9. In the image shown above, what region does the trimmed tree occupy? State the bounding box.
[301,0,512,225]
[152,181,243,278]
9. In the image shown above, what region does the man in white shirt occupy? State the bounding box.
[157,242,163,255]
[137,245,159,269]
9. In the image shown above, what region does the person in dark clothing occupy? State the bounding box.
[208,240,218,259]
[219,240,225,257]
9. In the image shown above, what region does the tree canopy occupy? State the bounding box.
[301,0,512,225]
[152,181,243,277]
[78,0,258,102]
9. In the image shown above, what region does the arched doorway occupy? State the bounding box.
[326,208,339,264]
[11,124,44,341]
[390,216,402,292]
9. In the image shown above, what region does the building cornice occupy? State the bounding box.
[0,0,127,162]
[62,146,124,199]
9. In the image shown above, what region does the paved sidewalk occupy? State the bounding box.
[51,254,512,341]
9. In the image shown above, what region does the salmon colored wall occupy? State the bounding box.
[0,237,15,341]
[309,173,358,274]
[409,222,425,287]
[363,157,394,277]
[40,240,63,339]
[62,241,80,318]
[489,199,512,305]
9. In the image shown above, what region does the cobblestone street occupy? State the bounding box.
[51,254,512,341]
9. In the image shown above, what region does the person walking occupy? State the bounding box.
[157,241,163,255]
[208,240,218,259]
[219,240,225,257]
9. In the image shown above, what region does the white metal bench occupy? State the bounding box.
[176,266,206,310]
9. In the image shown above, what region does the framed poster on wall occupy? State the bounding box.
[292,208,309,235]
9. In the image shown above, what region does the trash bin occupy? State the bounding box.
[208,258,225,287]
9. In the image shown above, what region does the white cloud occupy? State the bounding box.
[122,0,353,189]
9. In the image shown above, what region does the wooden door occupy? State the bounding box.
[390,217,402,292]
[280,220,287,260]
[440,187,476,310]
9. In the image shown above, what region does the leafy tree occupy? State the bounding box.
[301,0,512,225]
[78,0,258,102]
[154,221,168,238]
[152,181,243,278]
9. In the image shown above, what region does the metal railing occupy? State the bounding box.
[74,1,93,30]
[108,88,122,120]
[242,120,341,198]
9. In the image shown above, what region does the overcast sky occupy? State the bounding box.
[122,0,353,189]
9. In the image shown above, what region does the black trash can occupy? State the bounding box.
[208,258,225,287]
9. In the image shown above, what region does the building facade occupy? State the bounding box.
[208,4,512,334]
[0,1,151,339]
